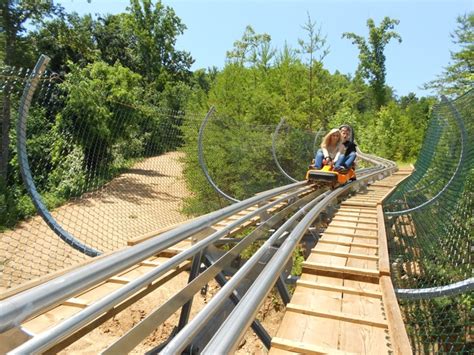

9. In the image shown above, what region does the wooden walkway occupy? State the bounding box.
[270,170,413,355]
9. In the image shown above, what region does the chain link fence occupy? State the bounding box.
[0,62,204,290]
[384,90,473,353]
[0,61,322,291]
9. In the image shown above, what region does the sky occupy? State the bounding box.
[55,0,473,97]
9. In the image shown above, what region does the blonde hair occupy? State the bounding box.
[321,128,341,148]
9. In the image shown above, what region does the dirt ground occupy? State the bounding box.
[0,151,191,290]
[61,276,285,354]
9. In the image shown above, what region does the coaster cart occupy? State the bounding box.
[305,163,356,188]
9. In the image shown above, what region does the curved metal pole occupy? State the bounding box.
[271,118,298,183]
[385,95,467,216]
[198,106,240,203]
[312,127,323,156]
[16,54,101,257]
[396,278,474,300]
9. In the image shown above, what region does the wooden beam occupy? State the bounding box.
[44,261,191,354]
[337,207,377,215]
[332,217,378,225]
[286,303,388,329]
[296,280,382,298]
[322,231,378,240]
[302,261,379,278]
[108,276,132,284]
[341,201,377,208]
[329,224,379,232]
[311,249,378,261]
[380,276,412,355]
[62,297,90,308]
[377,205,391,276]
[139,260,161,267]
[317,239,378,249]
[334,211,379,218]
[271,337,357,355]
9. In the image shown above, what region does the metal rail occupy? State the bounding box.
[16,55,101,257]
[7,185,313,354]
[161,190,332,354]
[0,181,306,334]
[102,190,322,354]
[202,167,393,354]
[396,278,474,300]
[198,106,240,202]
[271,118,298,183]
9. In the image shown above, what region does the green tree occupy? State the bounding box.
[298,13,330,128]
[342,17,402,109]
[30,13,98,72]
[57,61,144,174]
[423,12,473,97]
[226,25,274,68]
[0,0,63,192]
[126,0,194,87]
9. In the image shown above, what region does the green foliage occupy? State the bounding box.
[424,12,474,97]
[57,61,145,172]
[342,17,402,108]
[291,246,305,276]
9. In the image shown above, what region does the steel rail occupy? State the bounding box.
[198,106,240,202]
[312,128,323,155]
[102,190,322,354]
[271,118,298,183]
[0,180,306,334]
[161,190,332,354]
[396,278,474,300]
[385,96,467,216]
[16,55,101,257]
[7,185,313,354]
[202,167,394,354]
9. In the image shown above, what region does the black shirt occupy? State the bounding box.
[343,140,357,155]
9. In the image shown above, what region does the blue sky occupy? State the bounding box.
[56,0,472,97]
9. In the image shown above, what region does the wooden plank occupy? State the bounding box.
[380,276,412,355]
[334,211,377,219]
[376,171,413,202]
[296,280,382,298]
[329,223,379,232]
[322,231,378,240]
[62,297,90,308]
[332,217,377,225]
[302,261,379,277]
[139,260,161,267]
[341,201,377,208]
[318,239,378,249]
[42,261,191,354]
[271,337,356,355]
[311,249,379,261]
[337,207,377,215]
[287,303,388,329]
[108,276,132,284]
[377,204,391,276]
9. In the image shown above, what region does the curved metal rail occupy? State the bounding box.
[271,118,298,183]
[198,106,240,203]
[385,95,467,216]
[16,55,101,257]
[396,278,474,300]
